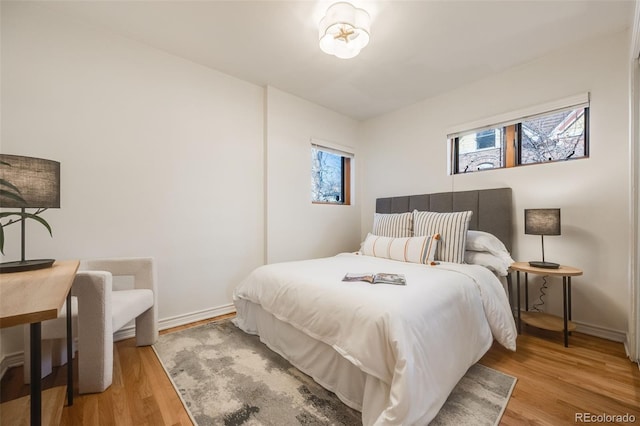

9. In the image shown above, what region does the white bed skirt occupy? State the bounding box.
[233,299,390,425]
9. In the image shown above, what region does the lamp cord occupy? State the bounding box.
[532,275,548,312]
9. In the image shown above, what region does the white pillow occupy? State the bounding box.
[372,212,413,237]
[360,233,440,264]
[464,250,514,276]
[466,230,509,256]
[413,210,473,264]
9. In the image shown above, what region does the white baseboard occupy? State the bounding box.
[0,351,25,379]
[0,303,236,380]
[114,303,236,342]
[512,308,626,343]
[623,335,640,368]
[574,320,626,343]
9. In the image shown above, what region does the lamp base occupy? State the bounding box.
[0,259,55,274]
[528,260,560,269]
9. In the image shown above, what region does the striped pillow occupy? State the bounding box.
[412,210,473,263]
[360,233,440,264]
[372,212,412,237]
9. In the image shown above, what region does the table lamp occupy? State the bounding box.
[524,208,561,269]
[0,154,60,273]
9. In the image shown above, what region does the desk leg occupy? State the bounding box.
[516,271,521,334]
[66,292,73,406]
[30,323,41,426]
[563,277,569,347]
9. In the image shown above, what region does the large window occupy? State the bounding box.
[311,143,352,205]
[450,100,589,174]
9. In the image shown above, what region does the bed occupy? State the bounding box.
[233,188,517,425]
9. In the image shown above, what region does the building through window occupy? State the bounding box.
[450,102,589,174]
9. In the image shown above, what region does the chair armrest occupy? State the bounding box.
[71,271,115,393]
[80,257,157,293]
[72,271,113,332]
[78,257,158,348]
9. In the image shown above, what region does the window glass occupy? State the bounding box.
[456,128,504,173]
[451,104,589,174]
[311,146,351,204]
[520,107,588,164]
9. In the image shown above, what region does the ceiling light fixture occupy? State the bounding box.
[319,2,370,59]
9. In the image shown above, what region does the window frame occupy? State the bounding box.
[517,107,590,165]
[448,95,590,175]
[311,142,353,205]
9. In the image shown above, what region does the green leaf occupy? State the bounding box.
[0,211,23,220]
[0,189,27,205]
[0,211,52,236]
[0,178,23,194]
[25,213,53,236]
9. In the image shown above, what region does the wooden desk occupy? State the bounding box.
[0,260,79,426]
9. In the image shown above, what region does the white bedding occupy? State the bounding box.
[233,253,517,425]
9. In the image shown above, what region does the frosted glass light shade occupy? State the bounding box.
[319,2,370,59]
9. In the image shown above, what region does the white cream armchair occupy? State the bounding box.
[24,257,158,394]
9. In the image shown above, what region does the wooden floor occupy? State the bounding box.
[1,316,639,425]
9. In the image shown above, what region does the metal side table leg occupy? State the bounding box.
[516,271,521,334]
[66,292,73,406]
[524,272,529,312]
[568,277,573,336]
[506,272,514,317]
[563,277,569,347]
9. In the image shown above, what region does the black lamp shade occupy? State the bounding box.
[0,154,60,208]
[524,208,561,236]
[0,154,60,273]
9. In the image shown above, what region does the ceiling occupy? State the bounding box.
[35,0,633,120]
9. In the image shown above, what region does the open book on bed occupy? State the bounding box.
[342,272,407,285]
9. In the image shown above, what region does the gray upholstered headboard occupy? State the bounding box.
[376,188,513,252]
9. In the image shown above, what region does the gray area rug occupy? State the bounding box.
[153,319,516,426]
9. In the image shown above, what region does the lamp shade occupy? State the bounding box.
[319,2,370,59]
[0,154,60,208]
[524,208,560,236]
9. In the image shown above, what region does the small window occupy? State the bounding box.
[311,144,352,205]
[451,104,589,174]
[519,107,588,164]
[476,129,499,150]
[456,128,505,173]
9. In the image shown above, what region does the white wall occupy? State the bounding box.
[0,3,362,369]
[0,2,632,373]
[1,3,265,359]
[361,30,631,337]
[265,87,361,263]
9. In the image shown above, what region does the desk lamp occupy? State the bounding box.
[524,208,561,269]
[0,154,60,273]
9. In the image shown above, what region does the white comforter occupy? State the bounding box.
[233,253,517,425]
